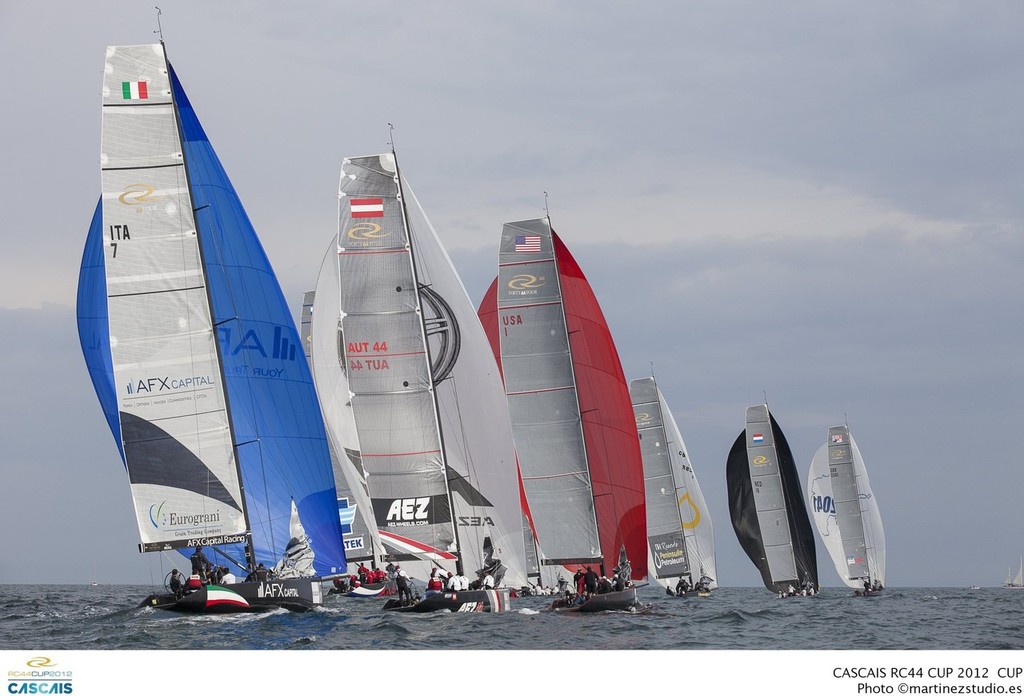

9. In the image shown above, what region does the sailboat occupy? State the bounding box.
[1003,558,1023,589]
[726,403,817,598]
[76,42,347,613]
[300,292,393,599]
[478,217,648,612]
[629,376,717,597]
[807,424,886,596]
[310,151,529,613]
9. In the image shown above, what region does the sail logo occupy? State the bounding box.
[635,411,652,424]
[385,497,430,523]
[218,325,298,364]
[6,656,73,694]
[345,221,389,242]
[506,274,545,295]
[126,375,215,395]
[118,183,162,208]
[338,497,357,534]
[811,494,836,514]
[751,454,770,467]
[678,493,702,529]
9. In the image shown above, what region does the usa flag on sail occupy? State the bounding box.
[121,81,148,100]
[515,235,541,252]
[350,198,384,218]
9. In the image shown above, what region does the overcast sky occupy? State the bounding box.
[1,1,1021,590]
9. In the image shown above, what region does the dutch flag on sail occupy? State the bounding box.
[122,81,148,100]
[752,433,764,444]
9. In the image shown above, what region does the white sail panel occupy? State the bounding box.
[495,218,601,565]
[303,290,379,567]
[659,388,717,588]
[101,44,246,550]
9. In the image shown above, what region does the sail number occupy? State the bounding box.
[348,341,390,371]
[109,224,131,257]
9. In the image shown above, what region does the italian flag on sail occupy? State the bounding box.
[122,81,149,100]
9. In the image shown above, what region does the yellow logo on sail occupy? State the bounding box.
[508,274,544,290]
[678,493,701,529]
[118,183,161,207]
[347,222,389,240]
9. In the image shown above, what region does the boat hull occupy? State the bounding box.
[346,581,396,598]
[382,589,511,613]
[139,578,324,614]
[549,587,643,613]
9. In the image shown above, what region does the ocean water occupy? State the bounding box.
[2,583,1022,650]
[2,584,1022,692]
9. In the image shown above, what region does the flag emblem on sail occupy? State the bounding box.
[514,235,541,252]
[350,198,384,218]
[832,433,845,444]
[752,433,764,444]
[121,81,148,100]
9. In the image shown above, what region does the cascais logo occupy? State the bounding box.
[507,274,544,290]
[347,221,389,240]
[118,183,162,207]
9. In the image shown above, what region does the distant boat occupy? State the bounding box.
[312,151,529,613]
[726,403,818,597]
[478,217,647,613]
[807,424,885,596]
[1003,558,1024,589]
[629,376,717,597]
[77,42,346,614]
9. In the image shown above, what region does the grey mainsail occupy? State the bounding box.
[630,377,717,589]
[311,153,528,586]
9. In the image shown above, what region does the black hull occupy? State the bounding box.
[139,578,324,614]
[549,587,643,613]
[383,589,511,613]
[854,588,884,597]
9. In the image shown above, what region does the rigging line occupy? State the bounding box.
[154,6,164,40]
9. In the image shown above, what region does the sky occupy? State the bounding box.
[1,0,1022,590]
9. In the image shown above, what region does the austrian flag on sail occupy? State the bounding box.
[350,198,384,218]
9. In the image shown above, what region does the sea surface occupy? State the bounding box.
[3,584,1023,692]
[2,583,1022,651]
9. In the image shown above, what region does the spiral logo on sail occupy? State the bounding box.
[118,183,162,207]
[507,274,544,290]
[347,222,388,240]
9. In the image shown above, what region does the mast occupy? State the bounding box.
[162,41,257,567]
[389,135,463,576]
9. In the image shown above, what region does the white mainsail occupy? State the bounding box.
[100,44,247,549]
[807,425,886,589]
